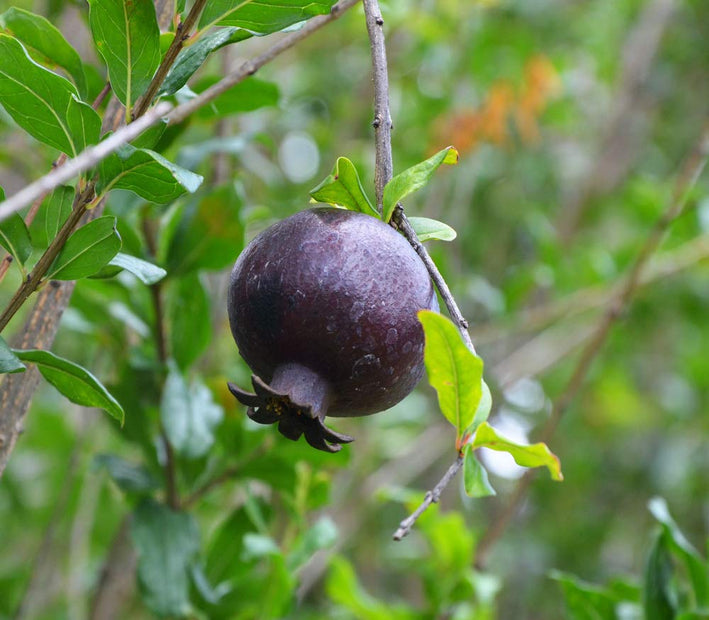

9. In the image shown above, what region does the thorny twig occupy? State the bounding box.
[474,121,709,569]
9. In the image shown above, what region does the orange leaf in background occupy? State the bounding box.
[431,54,560,155]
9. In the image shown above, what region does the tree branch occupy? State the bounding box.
[362,0,393,210]
[361,0,477,538]
[392,453,464,541]
[133,0,209,118]
[0,103,172,222]
[474,121,709,569]
[0,0,362,477]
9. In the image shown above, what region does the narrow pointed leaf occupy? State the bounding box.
[98,145,203,203]
[0,34,81,155]
[382,146,459,222]
[0,335,25,374]
[0,213,32,266]
[107,252,167,285]
[198,0,335,34]
[463,444,496,498]
[47,216,122,280]
[408,216,457,242]
[88,0,160,110]
[0,7,88,96]
[14,348,124,424]
[160,27,252,97]
[471,422,563,481]
[418,309,484,444]
[309,157,377,216]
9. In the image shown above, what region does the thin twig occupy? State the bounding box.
[0,103,172,221]
[361,0,477,538]
[474,121,709,569]
[0,0,362,479]
[166,0,361,125]
[142,216,179,510]
[133,0,209,118]
[362,0,393,210]
[0,0,362,220]
[392,453,464,541]
[393,207,476,354]
[0,182,95,333]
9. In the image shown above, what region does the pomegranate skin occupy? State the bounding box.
[227,207,437,449]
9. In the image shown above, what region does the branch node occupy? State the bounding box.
[372,114,381,128]
[376,16,384,25]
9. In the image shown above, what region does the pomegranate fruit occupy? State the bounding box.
[227,207,437,452]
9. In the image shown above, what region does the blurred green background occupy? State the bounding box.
[0,0,708,618]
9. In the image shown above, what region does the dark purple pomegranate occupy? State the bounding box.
[227,207,438,452]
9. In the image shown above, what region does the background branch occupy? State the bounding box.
[474,121,709,569]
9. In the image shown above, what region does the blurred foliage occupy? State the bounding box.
[1,0,708,618]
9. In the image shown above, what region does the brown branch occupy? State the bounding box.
[362,0,393,210]
[0,103,172,221]
[360,0,477,539]
[133,0,209,119]
[165,0,362,126]
[0,0,362,478]
[474,121,709,569]
[88,516,137,620]
[392,453,464,541]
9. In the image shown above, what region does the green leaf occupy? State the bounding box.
[550,570,625,620]
[44,186,74,243]
[0,213,32,267]
[198,0,335,35]
[0,34,90,156]
[194,77,279,119]
[168,273,211,369]
[93,453,160,493]
[107,252,166,285]
[418,309,484,445]
[132,499,200,618]
[473,379,493,429]
[14,348,124,424]
[471,422,564,481]
[382,146,459,222]
[88,0,160,111]
[47,216,122,280]
[407,216,457,242]
[0,7,88,96]
[160,27,252,97]
[648,497,709,607]
[161,364,224,459]
[164,185,243,275]
[66,95,101,153]
[644,532,678,620]
[0,335,25,374]
[309,157,378,216]
[98,145,203,203]
[463,444,496,498]
[287,517,338,571]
